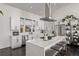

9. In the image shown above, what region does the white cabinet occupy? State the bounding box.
[11,35,22,49]
[11,16,22,49]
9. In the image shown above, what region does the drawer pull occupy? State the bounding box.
[17,39,19,42]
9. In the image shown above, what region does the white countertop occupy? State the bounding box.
[26,36,66,50]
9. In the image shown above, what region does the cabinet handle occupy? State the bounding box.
[17,39,19,42]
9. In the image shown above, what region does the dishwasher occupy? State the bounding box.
[22,35,29,46]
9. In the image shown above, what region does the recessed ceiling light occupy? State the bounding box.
[30,6,33,8]
[49,16,52,18]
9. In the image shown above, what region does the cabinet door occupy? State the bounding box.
[11,36,22,49]
[11,37,17,48]
[16,36,22,48]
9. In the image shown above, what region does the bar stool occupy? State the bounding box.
[45,49,59,56]
[50,44,63,51]
[56,41,67,56]
[50,44,64,56]
[56,41,67,50]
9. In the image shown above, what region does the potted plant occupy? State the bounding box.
[62,15,78,22]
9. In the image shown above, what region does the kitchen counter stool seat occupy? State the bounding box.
[57,41,67,50]
[50,44,63,51]
[56,41,67,47]
[45,49,58,56]
[56,41,67,55]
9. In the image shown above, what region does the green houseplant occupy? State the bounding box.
[0,10,4,16]
[62,15,78,22]
[62,15,79,46]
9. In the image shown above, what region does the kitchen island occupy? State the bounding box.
[26,36,66,56]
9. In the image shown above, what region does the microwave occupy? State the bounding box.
[13,31,19,36]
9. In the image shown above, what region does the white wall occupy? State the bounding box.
[0,17,10,49]
[0,4,41,29]
[52,3,79,22]
[0,4,41,49]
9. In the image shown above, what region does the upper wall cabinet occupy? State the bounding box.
[11,16,20,30]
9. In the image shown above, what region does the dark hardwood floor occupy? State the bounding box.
[0,45,79,56]
[57,45,79,56]
[0,46,26,56]
[65,45,79,56]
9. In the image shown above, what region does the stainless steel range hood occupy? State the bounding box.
[40,3,56,22]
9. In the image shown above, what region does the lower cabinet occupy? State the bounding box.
[11,35,22,49]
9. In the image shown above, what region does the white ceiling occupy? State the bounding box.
[5,3,70,16]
